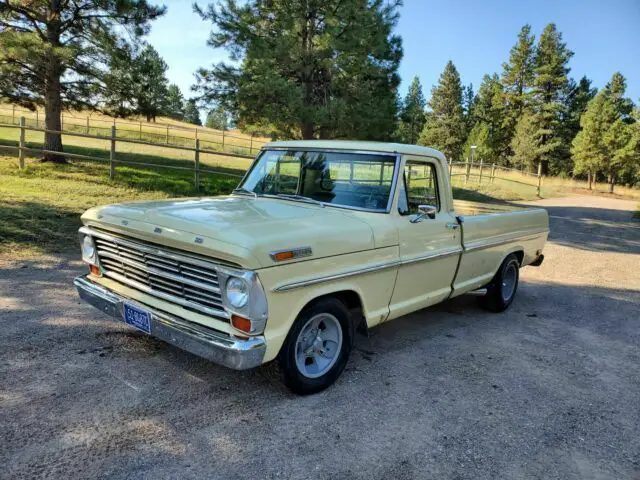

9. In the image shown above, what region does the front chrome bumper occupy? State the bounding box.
[74,275,266,370]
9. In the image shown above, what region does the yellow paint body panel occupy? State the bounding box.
[79,141,549,366]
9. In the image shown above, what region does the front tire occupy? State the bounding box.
[478,253,520,312]
[278,298,353,395]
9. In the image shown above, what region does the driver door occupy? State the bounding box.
[388,158,461,319]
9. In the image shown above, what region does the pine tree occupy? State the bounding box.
[463,83,476,133]
[469,74,508,164]
[193,0,402,140]
[418,61,466,161]
[501,24,536,146]
[530,23,574,174]
[0,1,165,162]
[205,106,229,130]
[511,111,540,171]
[561,76,597,172]
[133,45,169,122]
[183,100,202,126]
[396,76,426,144]
[165,85,185,120]
[103,44,138,118]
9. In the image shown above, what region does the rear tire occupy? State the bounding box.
[478,253,520,312]
[278,298,353,395]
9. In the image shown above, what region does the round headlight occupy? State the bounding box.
[82,235,95,259]
[226,277,249,308]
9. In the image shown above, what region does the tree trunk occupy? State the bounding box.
[42,0,65,163]
[587,171,592,190]
[301,122,314,139]
[608,174,615,193]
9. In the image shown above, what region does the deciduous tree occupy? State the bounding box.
[0,0,165,162]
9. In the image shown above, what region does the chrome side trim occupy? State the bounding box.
[273,260,401,292]
[74,276,265,370]
[400,247,462,265]
[272,247,463,292]
[464,229,549,253]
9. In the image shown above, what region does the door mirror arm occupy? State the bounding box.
[410,204,437,223]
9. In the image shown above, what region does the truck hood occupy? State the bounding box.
[81,196,375,269]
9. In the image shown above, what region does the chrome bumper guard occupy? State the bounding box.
[74,275,266,370]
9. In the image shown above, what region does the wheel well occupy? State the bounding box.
[513,250,524,266]
[302,290,366,332]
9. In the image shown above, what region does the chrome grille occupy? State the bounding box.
[93,233,228,320]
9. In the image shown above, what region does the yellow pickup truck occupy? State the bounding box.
[75,140,548,394]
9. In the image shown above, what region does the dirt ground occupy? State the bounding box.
[1,195,639,480]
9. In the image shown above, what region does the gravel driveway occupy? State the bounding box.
[1,195,639,479]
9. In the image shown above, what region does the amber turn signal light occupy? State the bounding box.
[272,250,295,262]
[89,264,101,276]
[231,314,252,334]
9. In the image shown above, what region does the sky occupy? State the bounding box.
[147,0,640,108]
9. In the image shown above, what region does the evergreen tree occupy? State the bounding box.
[530,23,574,174]
[133,45,169,122]
[418,61,466,161]
[463,122,490,160]
[511,111,540,172]
[0,1,165,162]
[183,100,202,126]
[501,24,536,146]
[165,85,185,120]
[463,83,476,133]
[396,76,426,144]
[103,44,138,118]
[469,74,509,163]
[205,106,229,130]
[193,0,402,140]
[561,76,597,172]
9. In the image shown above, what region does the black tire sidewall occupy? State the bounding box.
[497,256,520,309]
[278,297,353,395]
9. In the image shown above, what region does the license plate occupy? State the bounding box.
[123,303,152,334]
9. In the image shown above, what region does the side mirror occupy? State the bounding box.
[410,204,437,223]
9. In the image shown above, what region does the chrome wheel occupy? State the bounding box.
[501,262,517,302]
[294,313,343,379]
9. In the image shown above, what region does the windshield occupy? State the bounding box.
[238,149,398,211]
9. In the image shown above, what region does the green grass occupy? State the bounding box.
[0,155,239,259]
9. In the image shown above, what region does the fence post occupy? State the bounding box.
[12,105,15,124]
[36,110,39,127]
[478,159,484,184]
[536,162,542,197]
[491,163,496,184]
[448,158,453,179]
[166,125,169,144]
[109,126,116,179]
[222,129,226,151]
[61,113,64,131]
[139,121,142,140]
[18,117,25,169]
[249,133,253,154]
[194,138,200,192]
[86,116,90,134]
[465,157,470,184]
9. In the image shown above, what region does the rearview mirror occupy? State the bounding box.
[410,204,437,223]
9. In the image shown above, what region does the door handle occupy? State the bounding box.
[446,223,460,230]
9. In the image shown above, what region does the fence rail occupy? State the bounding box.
[4,118,252,190]
[448,158,543,196]
[0,105,268,157]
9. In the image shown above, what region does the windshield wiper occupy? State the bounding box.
[272,193,325,207]
[232,187,258,198]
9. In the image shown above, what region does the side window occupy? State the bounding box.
[398,161,439,215]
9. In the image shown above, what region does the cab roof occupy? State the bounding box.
[264,140,447,162]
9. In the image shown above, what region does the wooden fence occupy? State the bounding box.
[2,118,255,191]
[0,105,267,157]
[448,158,543,197]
